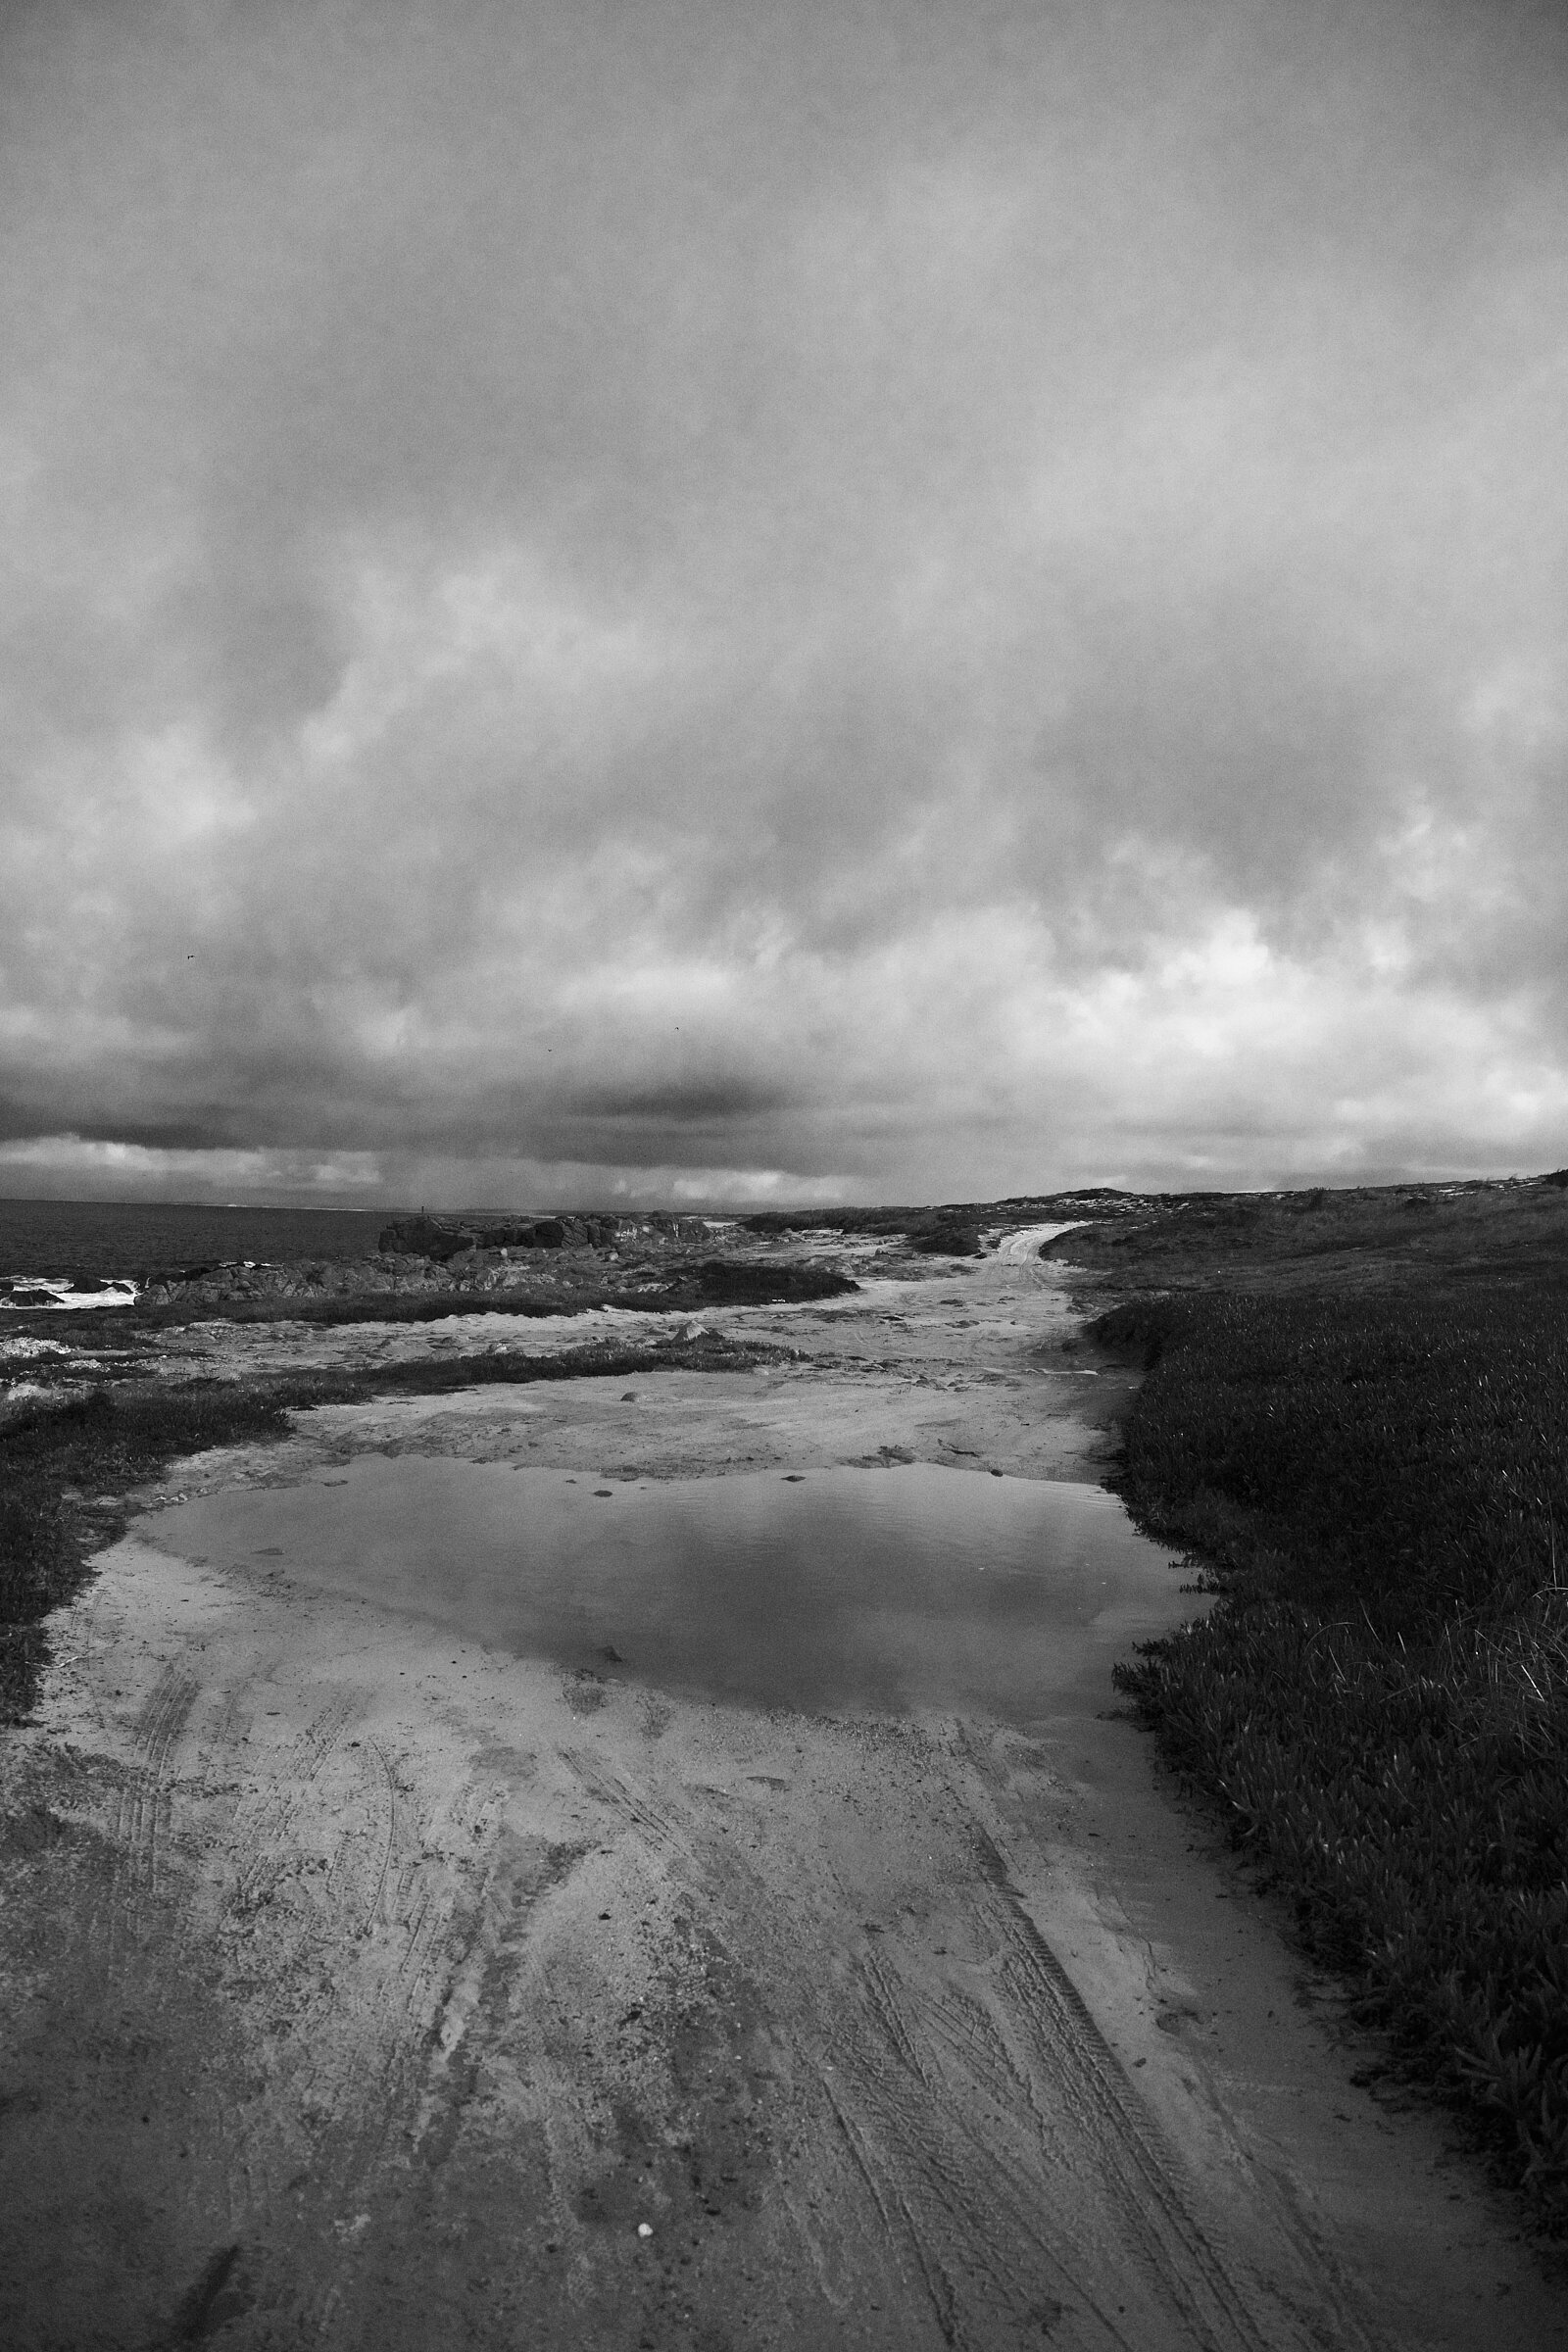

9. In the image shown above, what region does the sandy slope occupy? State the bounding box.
[1,1242,1563,2350]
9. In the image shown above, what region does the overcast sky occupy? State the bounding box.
[3,0,1566,1207]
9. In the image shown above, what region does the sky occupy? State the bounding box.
[3,0,1567,1209]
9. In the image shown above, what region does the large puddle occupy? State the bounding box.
[143,1460,1196,1725]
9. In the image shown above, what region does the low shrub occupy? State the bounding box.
[910,1224,984,1256]
[650,1261,855,1305]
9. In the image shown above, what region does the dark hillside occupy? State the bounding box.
[1047,1176,1568,1297]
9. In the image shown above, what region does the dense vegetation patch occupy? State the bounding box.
[1098,1287,1568,2219]
[263,1330,767,1409]
[0,1385,293,1718]
[1053,1174,1568,1294]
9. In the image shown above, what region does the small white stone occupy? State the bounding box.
[637,2223,654,2239]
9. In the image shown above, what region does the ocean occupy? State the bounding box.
[0,1198,400,1281]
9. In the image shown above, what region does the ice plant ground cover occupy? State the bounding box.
[1100,1283,1568,2222]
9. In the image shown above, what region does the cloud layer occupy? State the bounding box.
[3,0,1567,1203]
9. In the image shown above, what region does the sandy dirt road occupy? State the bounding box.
[1,1236,1563,2349]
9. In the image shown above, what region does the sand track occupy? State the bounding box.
[1,1241,1563,2349]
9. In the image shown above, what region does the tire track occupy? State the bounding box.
[790,1832,1286,2349]
[941,1745,1392,2345]
[364,1735,399,1938]
[820,2034,1128,2350]
[975,1826,1385,2352]
[218,1687,369,1933]
[115,1662,201,1904]
[229,1688,363,1894]
[664,1769,1187,2342]
[969,1826,1282,2349]
[899,1965,1042,2119]
[249,1811,594,2344]
[196,1764,499,2346]
[560,1743,682,1852]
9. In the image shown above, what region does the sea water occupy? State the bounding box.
[0,1197,393,1284]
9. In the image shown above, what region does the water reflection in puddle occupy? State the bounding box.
[144,1460,1196,1725]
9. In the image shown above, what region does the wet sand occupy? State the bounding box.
[1,1237,1563,2348]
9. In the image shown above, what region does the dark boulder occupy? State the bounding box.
[377,1215,472,1260]
[671,1260,857,1305]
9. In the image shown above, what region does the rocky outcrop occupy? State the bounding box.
[131,1249,856,1317]
[135,1253,441,1306]
[128,1225,857,1315]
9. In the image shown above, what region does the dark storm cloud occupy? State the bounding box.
[563,1079,809,1127]
[2,0,1567,1204]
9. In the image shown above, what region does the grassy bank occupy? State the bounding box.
[0,1331,773,1723]
[0,1385,294,1719]
[1050,1171,1568,1297]
[1098,1285,1568,2219]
